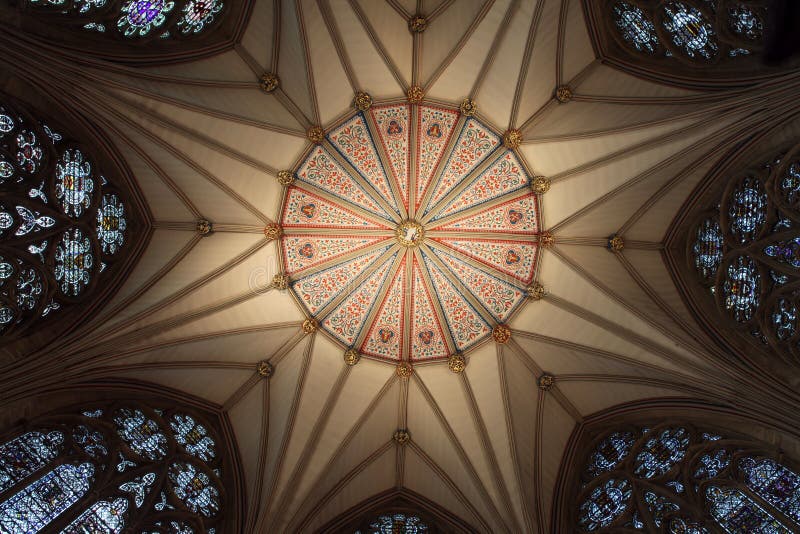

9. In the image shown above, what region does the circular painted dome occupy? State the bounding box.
[279,102,542,362]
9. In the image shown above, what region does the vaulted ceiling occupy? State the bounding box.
[2,0,800,532]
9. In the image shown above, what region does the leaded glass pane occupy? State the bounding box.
[706,485,790,533]
[633,427,689,478]
[167,461,220,518]
[770,298,797,341]
[360,513,429,533]
[96,194,126,255]
[739,457,800,526]
[169,413,215,462]
[722,256,761,322]
[72,425,107,459]
[693,218,723,280]
[177,0,224,34]
[668,516,709,533]
[0,431,63,493]
[728,5,764,41]
[613,2,660,53]
[117,1,176,37]
[578,478,632,531]
[693,448,731,480]
[0,462,94,533]
[119,471,156,508]
[729,177,767,244]
[644,491,680,527]
[764,238,800,269]
[55,149,94,218]
[113,408,168,461]
[54,228,94,297]
[779,161,800,208]
[62,497,128,533]
[661,2,719,59]
[586,431,636,479]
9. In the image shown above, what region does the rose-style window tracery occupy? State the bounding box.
[0,94,135,338]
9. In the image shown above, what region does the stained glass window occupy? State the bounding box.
[689,149,800,365]
[24,0,224,39]
[0,403,224,532]
[575,424,800,532]
[0,94,133,338]
[354,512,430,533]
[608,1,768,66]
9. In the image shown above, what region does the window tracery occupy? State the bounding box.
[0,93,136,339]
[354,511,430,533]
[23,0,225,40]
[689,147,800,365]
[584,0,788,87]
[575,423,800,532]
[611,1,764,62]
[0,402,224,533]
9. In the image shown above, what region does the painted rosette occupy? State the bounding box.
[280,103,542,362]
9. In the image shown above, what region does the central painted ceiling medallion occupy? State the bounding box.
[279,102,542,362]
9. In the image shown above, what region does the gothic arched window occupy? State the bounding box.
[0,402,224,533]
[0,91,144,344]
[0,1,253,64]
[688,147,800,366]
[23,0,225,39]
[574,423,800,532]
[354,511,430,534]
[583,0,793,87]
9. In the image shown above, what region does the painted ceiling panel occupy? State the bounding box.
[537,395,577,533]
[239,0,276,70]
[405,376,505,532]
[329,0,406,97]
[301,0,355,126]
[474,0,538,129]
[425,0,512,102]
[560,0,596,83]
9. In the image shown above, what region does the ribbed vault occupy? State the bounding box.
[1,0,800,532]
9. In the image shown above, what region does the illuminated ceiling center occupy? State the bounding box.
[279,103,541,361]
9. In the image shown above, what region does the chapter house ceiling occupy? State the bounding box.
[2,0,800,532]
